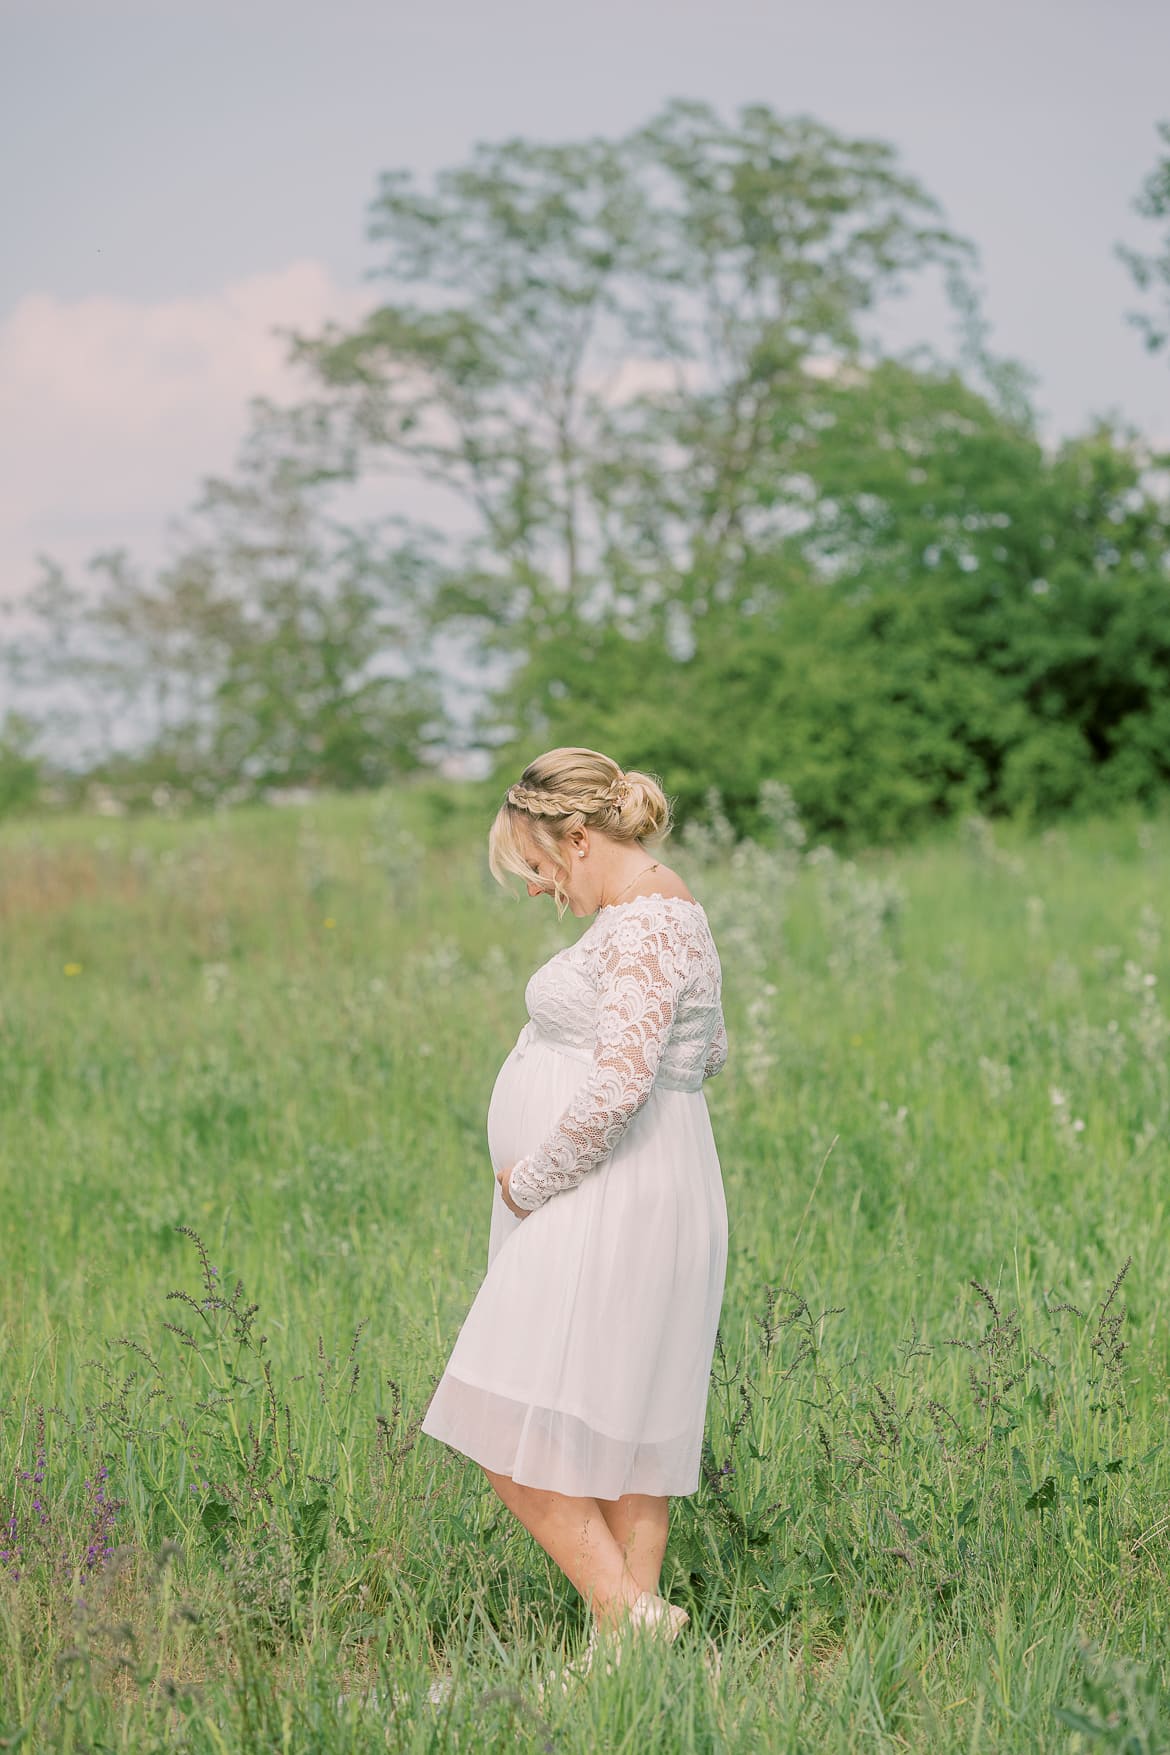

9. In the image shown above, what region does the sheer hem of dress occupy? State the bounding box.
[420,1372,703,1498]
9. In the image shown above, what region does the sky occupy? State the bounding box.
[1,0,1168,685]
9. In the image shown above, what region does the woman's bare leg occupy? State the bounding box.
[481,1467,644,1628]
[595,1493,670,1597]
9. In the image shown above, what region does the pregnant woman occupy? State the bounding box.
[420,746,729,1680]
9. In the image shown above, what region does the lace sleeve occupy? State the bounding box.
[506,912,695,1213]
[704,1013,728,1080]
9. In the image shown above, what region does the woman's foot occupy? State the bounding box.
[536,1591,689,1696]
[585,1590,690,1676]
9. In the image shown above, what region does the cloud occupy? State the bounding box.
[0,261,375,603]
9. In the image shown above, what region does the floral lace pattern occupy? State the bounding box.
[507,896,727,1213]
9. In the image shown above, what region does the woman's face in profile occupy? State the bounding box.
[519,831,577,905]
[521,836,560,899]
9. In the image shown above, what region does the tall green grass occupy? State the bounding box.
[1,788,1167,1751]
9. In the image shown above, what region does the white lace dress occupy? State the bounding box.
[420,893,729,1498]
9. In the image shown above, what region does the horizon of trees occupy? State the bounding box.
[2,99,1169,847]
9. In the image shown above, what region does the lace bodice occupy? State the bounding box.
[506,894,728,1213]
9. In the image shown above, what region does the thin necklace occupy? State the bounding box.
[599,861,660,911]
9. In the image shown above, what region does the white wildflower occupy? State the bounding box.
[979,1056,1013,1102]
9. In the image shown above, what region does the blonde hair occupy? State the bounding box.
[489,747,672,920]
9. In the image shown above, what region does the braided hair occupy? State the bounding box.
[505,774,631,817]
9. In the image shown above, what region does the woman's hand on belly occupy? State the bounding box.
[496,1164,532,1220]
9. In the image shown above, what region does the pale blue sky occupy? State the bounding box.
[2,0,1168,612]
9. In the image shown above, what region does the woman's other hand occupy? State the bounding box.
[496,1165,530,1219]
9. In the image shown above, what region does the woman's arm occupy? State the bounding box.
[505,914,697,1212]
[704,1012,728,1080]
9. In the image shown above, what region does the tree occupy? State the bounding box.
[270,101,981,715]
[495,361,1170,844]
[0,712,44,819]
[4,437,447,805]
[1117,118,1170,361]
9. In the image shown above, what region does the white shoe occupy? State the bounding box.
[585,1591,690,1677]
[535,1592,690,1697]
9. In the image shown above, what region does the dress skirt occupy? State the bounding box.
[420,1021,729,1498]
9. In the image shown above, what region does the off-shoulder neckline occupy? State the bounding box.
[588,892,706,923]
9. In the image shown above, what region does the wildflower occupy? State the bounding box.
[979,1056,1013,1102]
[1050,1085,1086,1147]
[63,962,83,976]
[201,962,229,1003]
[324,917,336,929]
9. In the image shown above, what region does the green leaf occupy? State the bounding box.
[1052,1707,1103,1734]
[199,1496,237,1556]
[1024,1475,1057,1512]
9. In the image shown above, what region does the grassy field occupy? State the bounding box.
[1,785,1168,1752]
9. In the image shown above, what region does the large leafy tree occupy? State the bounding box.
[272,101,980,698]
[511,359,1170,844]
